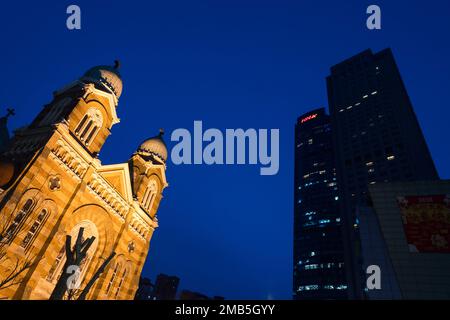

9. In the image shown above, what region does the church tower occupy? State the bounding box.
[0,63,168,300]
[129,130,168,220]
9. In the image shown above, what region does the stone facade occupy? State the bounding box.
[0,64,168,300]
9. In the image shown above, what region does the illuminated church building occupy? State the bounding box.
[0,63,168,299]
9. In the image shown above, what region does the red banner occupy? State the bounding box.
[397,195,450,253]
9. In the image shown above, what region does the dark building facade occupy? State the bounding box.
[326,48,439,298]
[179,290,225,300]
[179,290,210,300]
[293,108,346,299]
[152,273,180,300]
[134,277,155,300]
[361,180,450,299]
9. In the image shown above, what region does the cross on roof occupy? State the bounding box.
[6,108,15,118]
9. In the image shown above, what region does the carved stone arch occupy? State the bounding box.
[64,204,115,258]
[139,174,163,216]
[114,259,132,299]
[111,253,126,269]
[19,198,58,250]
[104,253,126,297]
[146,173,164,197]
[146,172,164,189]
[45,204,114,278]
[26,198,57,225]
[124,260,133,273]
[45,219,100,285]
[7,188,43,219]
[74,107,103,145]
[139,174,160,196]
[82,98,112,130]
[140,179,158,212]
[79,84,119,124]
[45,204,117,286]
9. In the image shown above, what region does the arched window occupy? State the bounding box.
[106,262,120,295]
[141,181,158,211]
[114,265,129,299]
[40,97,72,126]
[47,246,65,282]
[4,199,34,241]
[75,108,103,146]
[20,208,49,249]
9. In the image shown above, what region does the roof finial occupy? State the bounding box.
[114,60,121,70]
[6,108,15,118]
[159,128,165,136]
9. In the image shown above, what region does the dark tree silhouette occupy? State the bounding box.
[49,227,95,300]
[0,210,37,293]
[0,252,34,291]
[49,227,116,300]
[77,251,116,300]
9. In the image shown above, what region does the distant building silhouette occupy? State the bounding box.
[134,277,155,300]
[135,274,224,300]
[179,290,209,300]
[179,290,225,300]
[152,274,179,300]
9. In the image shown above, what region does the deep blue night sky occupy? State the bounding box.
[1,1,449,299]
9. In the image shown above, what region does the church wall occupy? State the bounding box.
[0,67,167,300]
[66,96,112,156]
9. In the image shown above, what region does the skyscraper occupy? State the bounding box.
[326,48,439,298]
[293,108,346,300]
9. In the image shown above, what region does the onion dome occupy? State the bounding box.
[81,60,123,99]
[137,129,168,163]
